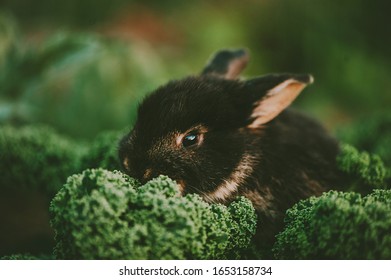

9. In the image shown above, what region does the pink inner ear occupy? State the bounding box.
[248,79,309,128]
[225,54,250,80]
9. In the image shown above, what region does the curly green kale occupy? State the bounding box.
[50,169,257,260]
[1,253,53,260]
[337,143,388,188]
[336,113,391,183]
[273,189,391,259]
[0,125,84,195]
[0,125,129,195]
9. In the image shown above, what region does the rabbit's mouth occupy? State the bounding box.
[174,179,186,195]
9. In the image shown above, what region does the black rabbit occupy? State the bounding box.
[119,49,345,249]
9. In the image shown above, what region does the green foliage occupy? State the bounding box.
[80,129,126,171]
[50,169,257,260]
[0,123,131,195]
[337,114,391,189]
[337,143,388,188]
[0,17,167,139]
[273,189,391,259]
[0,125,84,195]
[0,122,129,176]
[1,253,53,260]
[0,1,187,27]
[337,114,391,169]
[2,2,391,137]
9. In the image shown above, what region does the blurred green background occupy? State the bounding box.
[0,0,390,139]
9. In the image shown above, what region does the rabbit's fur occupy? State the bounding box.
[119,49,344,248]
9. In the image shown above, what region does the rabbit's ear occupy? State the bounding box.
[201,49,249,79]
[246,74,314,128]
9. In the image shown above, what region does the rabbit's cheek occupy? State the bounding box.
[202,153,256,203]
[240,188,277,219]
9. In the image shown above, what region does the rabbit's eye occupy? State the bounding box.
[182,133,199,148]
[178,126,206,148]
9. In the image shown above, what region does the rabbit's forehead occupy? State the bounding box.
[139,95,220,132]
[135,77,245,141]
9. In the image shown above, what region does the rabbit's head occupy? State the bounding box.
[119,49,313,203]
